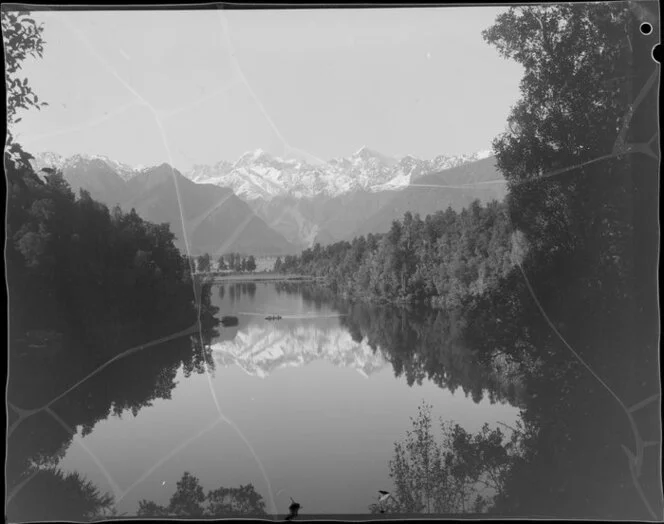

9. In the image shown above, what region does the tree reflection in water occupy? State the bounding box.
[6,283,220,522]
[222,282,257,303]
[278,272,660,519]
[137,471,268,518]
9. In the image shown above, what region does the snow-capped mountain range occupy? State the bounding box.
[31,152,146,181]
[30,147,503,252]
[185,146,494,200]
[31,146,493,201]
[210,322,387,379]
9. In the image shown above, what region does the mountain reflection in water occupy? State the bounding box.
[7,281,660,520]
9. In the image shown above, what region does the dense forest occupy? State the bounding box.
[276,201,522,309]
[277,3,661,518]
[193,252,257,273]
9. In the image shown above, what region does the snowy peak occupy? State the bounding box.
[234,148,273,168]
[352,145,397,165]
[32,152,142,181]
[185,147,494,200]
[32,147,495,201]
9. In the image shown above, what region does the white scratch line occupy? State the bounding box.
[46,407,124,500]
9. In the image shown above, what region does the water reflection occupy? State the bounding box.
[210,320,387,379]
[6,276,660,520]
[269,282,525,407]
[220,282,257,304]
[7,283,220,522]
[136,471,267,518]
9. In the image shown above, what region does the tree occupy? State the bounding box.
[246,255,257,272]
[206,484,267,517]
[482,4,637,259]
[381,402,517,515]
[137,472,268,518]
[137,500,169,517]
[274,256,283,273]
[232,253,243,272]
[197,253,211,273]
[168,471,206,516]
[7,467,114,521]
[218,255,227,271]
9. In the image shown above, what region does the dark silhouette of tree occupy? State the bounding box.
[7,467,114,522]
[168,471,206,516]
[207,483,267,517]
[138,471,268,517]
[197,252,211,273]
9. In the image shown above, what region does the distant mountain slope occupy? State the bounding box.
[30,148,503,252]
[31,154,297,256]
[248,189,398,250]
[350,156,507,239]
[30,153,132,206]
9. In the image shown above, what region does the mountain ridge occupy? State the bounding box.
[31,147,504,251]
[29,154,299,256]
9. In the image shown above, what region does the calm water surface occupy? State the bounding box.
[55,282,520,515]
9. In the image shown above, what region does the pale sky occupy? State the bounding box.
[12,7,523,171]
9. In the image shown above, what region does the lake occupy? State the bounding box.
[20,282,519,516]
[8,280,660,520]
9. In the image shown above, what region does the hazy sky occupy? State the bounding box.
[12,7,523,171]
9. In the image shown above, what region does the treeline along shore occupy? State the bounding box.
[202,273,325,283]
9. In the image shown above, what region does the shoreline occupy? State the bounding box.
[198,273,325,283]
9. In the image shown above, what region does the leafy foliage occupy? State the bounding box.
[6,161,207,348]
[482,3,638,266]
[2,9,49,125]
[375,402,521,514]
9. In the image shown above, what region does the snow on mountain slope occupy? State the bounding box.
[31,152,141,181]
[184,147,495,201]
[210,322,387,379]
[32,147,494,202]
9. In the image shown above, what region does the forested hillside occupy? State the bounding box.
[277,200,523,309]
[6,158,218,352]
